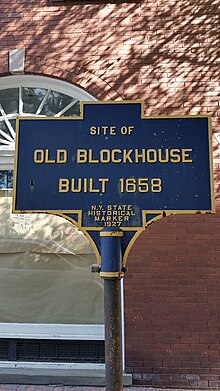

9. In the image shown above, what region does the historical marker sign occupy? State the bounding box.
[12,101,215,391]
[13,101,215,262]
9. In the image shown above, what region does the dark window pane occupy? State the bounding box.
[0,171,13,189]
[62,101,80,117]
[23,87,47,114]
[41,91,73,116]
[0,89,19,114]
[9,119,16,131]
[0,121,12,146]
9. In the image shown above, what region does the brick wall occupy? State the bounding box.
[125,203,220,388]
[0,0,220,387]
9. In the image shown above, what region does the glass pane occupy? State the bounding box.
[0,120,11,145]
[0,195,103,324]
[0,83,103,326]
[7,170,13,188]
[0,88,19,114]
[0,171,13,189]
[62,101,80,117]
[22,87,47,114]
[0,171,7,188]
[41,91,73,116]
[0,253,104,324]
[9,119,16,132]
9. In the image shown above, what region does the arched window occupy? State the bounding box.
[0,76,104,361]
[0,75,95,168]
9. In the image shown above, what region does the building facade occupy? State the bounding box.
[0,0,220,387]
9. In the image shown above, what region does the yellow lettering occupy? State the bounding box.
[89,178,99,193]
[57,149,67,163]
[84,178,88,192]
[45,149,55,163]
[34,149,67,164]
[59,178,109,193]
[99,178,109,192]
[112,149,122,163]
[77,149,87,163]
[88,149,99,163]
[90,126,97,135]
[110,126,116,135]
[135,149,146,163]
[170,149,181,163]
[158,148,169,163]
[71,178,82,192]
[59,178,69,192]
[34,149,44,163]
[100,149,110,163]
[89,126,116,136]
[182,148,193,163]
[128,126,134,135]
[76,148,193,164]
[146,149,157,163]
[123,150,133,163]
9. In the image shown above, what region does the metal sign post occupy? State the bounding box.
[100,228,124,391]
[12,101,215,389]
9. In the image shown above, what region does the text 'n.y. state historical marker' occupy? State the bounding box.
[13,101,215,265]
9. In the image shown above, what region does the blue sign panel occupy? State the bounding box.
[13,102,214,236]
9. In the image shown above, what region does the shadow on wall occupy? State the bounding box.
[0,0,219,196]
[125,210,220,386]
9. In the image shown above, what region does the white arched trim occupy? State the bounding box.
[0,75,96,168]
[0,75,96,101]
